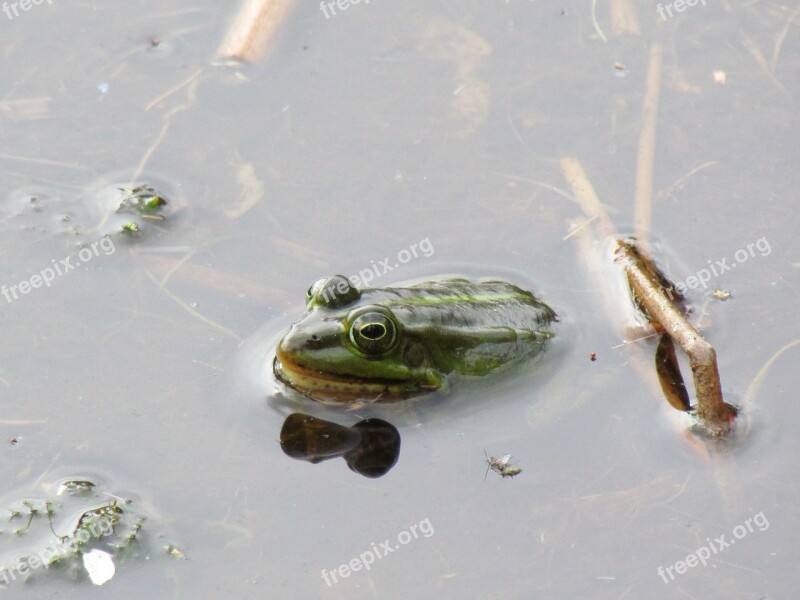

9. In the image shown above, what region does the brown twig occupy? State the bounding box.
[216,0,299,63]
[615,239,737,436]
[561,157,736,436]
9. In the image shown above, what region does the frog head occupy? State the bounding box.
[273,276,441,403]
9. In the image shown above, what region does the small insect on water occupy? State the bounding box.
[484,450,521,480]
[483,449,510,480]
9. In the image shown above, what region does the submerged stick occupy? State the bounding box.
[217,0,299,62]
[615,239,736,435]
[633,43,662,246]
[560,157,617,240]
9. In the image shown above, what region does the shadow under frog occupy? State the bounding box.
[279,413,401,479]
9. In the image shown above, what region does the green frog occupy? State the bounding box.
[273,275,557,404]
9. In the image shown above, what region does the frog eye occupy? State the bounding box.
[308,275,361,308]
[349,310,397,355]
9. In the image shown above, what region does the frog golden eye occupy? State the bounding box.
[349,311,397,355]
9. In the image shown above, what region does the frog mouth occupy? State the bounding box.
[273,350,416,404]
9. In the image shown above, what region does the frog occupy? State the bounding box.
[273,275,557,404]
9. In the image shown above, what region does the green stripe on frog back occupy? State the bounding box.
[363,281,556,376]
[382,291,533,306]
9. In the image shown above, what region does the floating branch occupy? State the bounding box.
[615,239,737,436]
[561,157,736,437]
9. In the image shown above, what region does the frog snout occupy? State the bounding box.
[279,326,324,353]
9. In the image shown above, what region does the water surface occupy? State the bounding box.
[1,1,798,598]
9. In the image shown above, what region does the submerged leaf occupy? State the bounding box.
[655,334,692,411]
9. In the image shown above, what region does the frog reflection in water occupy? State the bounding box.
[279,413,401,478]
[273,275,557,404]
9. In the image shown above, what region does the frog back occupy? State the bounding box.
[365,279,557,377]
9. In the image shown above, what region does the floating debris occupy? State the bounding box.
[116,185,169,220]
[165,544,186,560]
[711,289,731,301]
[0,479,157,586]
[120,222,140,235]
[82,549,115,585]
[57,480,96,496]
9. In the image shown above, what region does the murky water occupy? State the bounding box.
[1,1,798,597]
